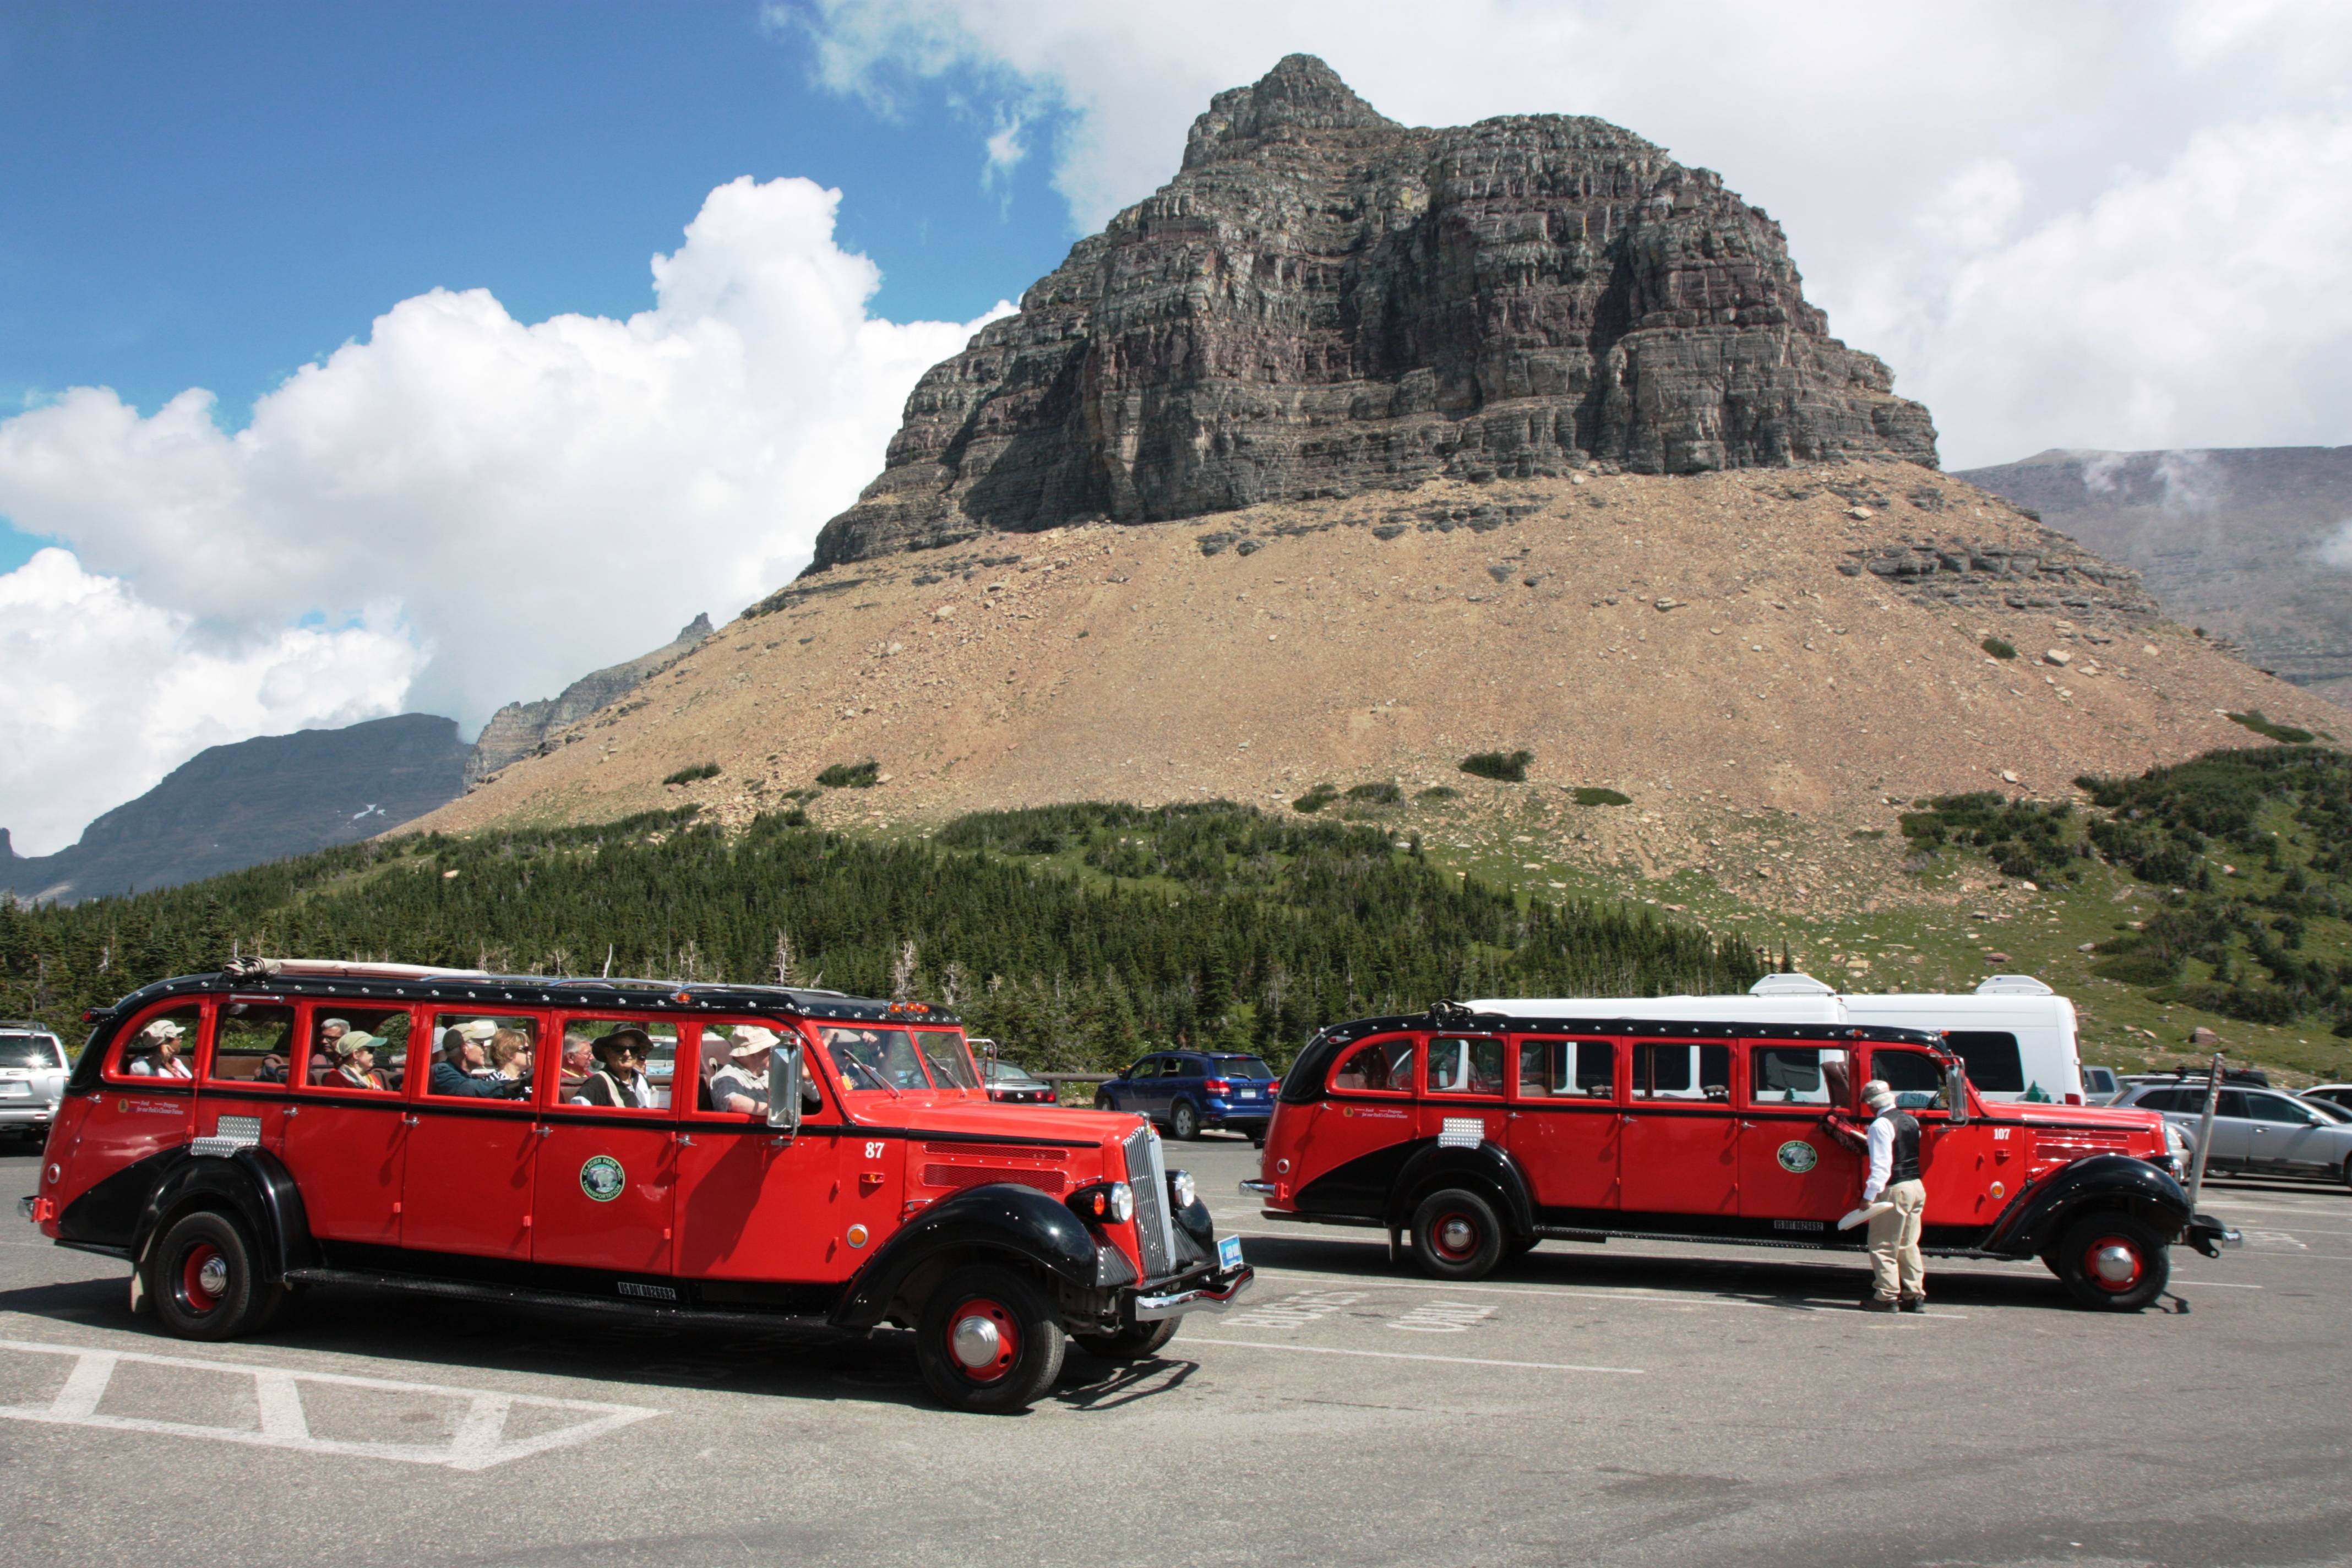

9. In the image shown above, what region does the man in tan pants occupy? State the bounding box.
[1859,1079,1927,1313]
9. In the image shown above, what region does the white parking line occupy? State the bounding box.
[1249,1265,1972,1316]
[0,1339,658,1469]
[1183,1337,1643,1374]
[2169,1280,2262,1289]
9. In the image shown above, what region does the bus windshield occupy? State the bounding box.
[820,1027,934,1093]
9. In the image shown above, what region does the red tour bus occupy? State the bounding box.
[1244,1002,2237,1310]
[21,958,1252,1411]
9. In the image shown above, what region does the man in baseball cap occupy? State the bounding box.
[430,1019,523,1098]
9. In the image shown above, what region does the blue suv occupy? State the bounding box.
[1096,1051,1278,1142]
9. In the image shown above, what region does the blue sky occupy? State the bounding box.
[0,1,1075,572]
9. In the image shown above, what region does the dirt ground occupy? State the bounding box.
[414,461,2342,922]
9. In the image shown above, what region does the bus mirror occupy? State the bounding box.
[768,1043,804,1134]
[1945,1059,1970,1124]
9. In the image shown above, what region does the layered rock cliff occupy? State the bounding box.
[811,55,1935,569]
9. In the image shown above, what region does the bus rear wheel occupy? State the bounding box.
[1408,1189,1505,1281]
[916,1265,1067,1412]
[148,1210,280,1342]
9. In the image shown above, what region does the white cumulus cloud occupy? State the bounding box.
[0,174,1004,853]
[0,549,423,855]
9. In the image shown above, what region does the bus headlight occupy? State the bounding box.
[1069,1181,1134,1226]
[1169,1169,1197,1210]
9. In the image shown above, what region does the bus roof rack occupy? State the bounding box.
[1974,974,2054,996]
[222,957,491,982]
[1749,973,1837,997]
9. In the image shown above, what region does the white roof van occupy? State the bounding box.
[1464,973,2088,1105]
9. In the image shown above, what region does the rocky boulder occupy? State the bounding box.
[811,54,1936,569]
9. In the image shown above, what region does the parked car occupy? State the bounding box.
[2301,1084,2352,1114]
[1245,1002,2235,1310]
[982,1059,1058,1106]
[2114,1081,2352,1188]
[2297,1095,2352,1125]
[24,957,1252,1412]
[1096,1050,1278,1142]
[0,1021,69,1144]
[2082,1065,2122,1103]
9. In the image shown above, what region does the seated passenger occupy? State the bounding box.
[707,1027,775,1115]
[325,1031,389,1091]
[429,1021,524,1098]
[558,1032,594,1095]
[312,1017,350,1084]
[127,1020,192,1078]
[575,1029,659,1108]
[489,1028,533,1087]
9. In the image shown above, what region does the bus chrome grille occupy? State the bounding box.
[1123,1124,1175,1278]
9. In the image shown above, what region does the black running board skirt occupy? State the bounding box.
[280,1267,841,1333]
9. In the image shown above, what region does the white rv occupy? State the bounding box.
[1466,973,2088,1104]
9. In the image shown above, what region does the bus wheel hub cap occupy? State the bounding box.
[197,1256,228,1297]
[1440,1218,1474,1253]
[2092,1244,2138,1284]
[952,1315,1003,1369]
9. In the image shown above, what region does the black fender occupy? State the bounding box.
[831,1183,1099,1331]
[1172,1194,1214,1248]
[129,1147,319,1284]
[1383,1140,1536,1241]
[1980,1154,2191,1259]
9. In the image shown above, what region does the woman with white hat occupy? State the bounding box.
[709,1027,776,1115]
[128,1019,192,1078]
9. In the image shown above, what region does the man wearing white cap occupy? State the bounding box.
[709,1027,776,1115]
[1859,1077,1927,1313]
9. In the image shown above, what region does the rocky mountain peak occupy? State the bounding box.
[1182,54,1397,167]
[809,56,1937,570]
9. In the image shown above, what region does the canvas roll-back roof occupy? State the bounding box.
[86,958,956,1027]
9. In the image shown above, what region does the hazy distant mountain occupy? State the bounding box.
[466,613,713,787]
[1,713,468,903]
[1958,447,2352,706]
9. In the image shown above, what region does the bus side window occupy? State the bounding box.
[1870,1048,1945,1108]
[1634,1042,1730,1102]
[111,1004,202,1080]
[1945,1031,2024,1095]
[1330,1036,1416,1095]
[1515,1039,1614,1098]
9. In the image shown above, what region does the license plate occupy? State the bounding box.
[1237,1088,1257,1098]
[1218,1234,1244,1272]
[0,1084,28,1098]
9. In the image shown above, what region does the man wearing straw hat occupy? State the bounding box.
[708,1027,777,1115]
[1855,1077,1927,1313]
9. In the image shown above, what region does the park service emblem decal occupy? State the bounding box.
[579,1155,627,1203]
[1776,1140,1819,1175]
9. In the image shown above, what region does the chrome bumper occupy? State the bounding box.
[1133,1265,1255,1321]
[17,1195,35,1222]
[2186,1213,2242,1257]
[1239,1179,1275,1199]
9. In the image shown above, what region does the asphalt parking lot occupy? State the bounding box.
[2,1131,2346,1568]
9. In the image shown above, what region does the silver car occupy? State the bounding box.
[0,1023,69,1145]
[2117,1081,2352,1188]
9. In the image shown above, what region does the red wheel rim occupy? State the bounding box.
[2082,1234,2144,1293]
[944,1296,1021,1383]
[1430,1210,1482,1263]
[179,1243,226,1314]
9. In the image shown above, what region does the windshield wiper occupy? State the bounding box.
[846,1058,901,1098]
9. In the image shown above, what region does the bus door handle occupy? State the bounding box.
[673,1133,697,1147]
[534,1125,552,1139]
[400,1114,419,1126]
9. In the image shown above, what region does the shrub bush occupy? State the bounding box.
[1570,787,1632,807]
[2227,710,2316,744]
[1292,784,1339,814]
[1344,781,1402,804]
[662,763,721,786]
[1416,786,1460,803]
[1460,749,1534,783]
[816,760,880,789]
[1981,636,2017,660]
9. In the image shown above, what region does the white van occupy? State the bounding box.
[1465,973,2089,1105]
